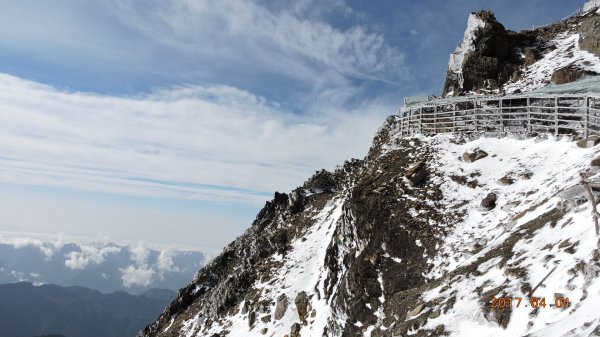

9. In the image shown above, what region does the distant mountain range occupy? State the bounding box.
[0,240,208,294]
[0,282,175,337]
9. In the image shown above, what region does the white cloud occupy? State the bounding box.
[113,0,408,85]
[0,236,55,259]
[129,243,150,266]
[119,265,156,287]
[0,73,391,205]
[157,249,180,273]
[64,244,121,270]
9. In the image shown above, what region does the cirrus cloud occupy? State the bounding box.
[0,73,392,205]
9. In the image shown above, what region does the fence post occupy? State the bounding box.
[555,96,559,136]
[586,96,590,138]
[453,104,457,133]
[500,98,504,134]
[475,100,479,133]
[527,97,531,134]
[418,107,422,135]
[434,105,438,134]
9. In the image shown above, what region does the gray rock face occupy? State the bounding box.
[443,9,600,96]
[463,149,488,163]
[274,294,288,320]
[578,13,600,57]
[442,11,536,96]
[552,65,591,85]
[290,322,302,337]
[304,169,337,193]
[577,136,600,148]
[405,161,429,186]
[481,193,497,210]
[295,291,310,323]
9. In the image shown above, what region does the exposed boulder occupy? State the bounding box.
[523,47,538,66]
[274,294,288,320]
[481,289,512,328]
[498,175,514,185]
[294,292,310,323]
[551,65,592,85]
[481,193,497,210]
[406,303,424,319]
[290,322,302,337]
[405,161,429,186]
[577,136,600,148]
[463,149,489,163]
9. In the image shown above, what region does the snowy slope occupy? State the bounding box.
[418,135,600,337]
[505,32,600,94]
[140,124,600,336]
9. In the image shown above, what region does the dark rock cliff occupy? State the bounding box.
[138,117,463,337]
[442,8,600,96]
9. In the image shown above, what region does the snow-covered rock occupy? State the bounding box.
[138,115,600,336]
[448,13,487,89]
[443,8,600,97]
[584,0,600,13]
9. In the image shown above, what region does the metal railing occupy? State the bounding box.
[398,94,600,138]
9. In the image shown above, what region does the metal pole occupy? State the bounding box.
[528,266,557,298]
[500,98,504,133]
[581,172,600,236]
[475,100,479,133]
[555,96,559,136]
[434,105,438,134]
[453,104,457,133]
[586,96,590,138]
[527,97,531,134]
[419,107,422,135]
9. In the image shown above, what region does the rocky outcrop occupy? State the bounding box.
[481,192,497,210]
[463,149,488,163]
[274,294,288,320]
[551,65,591,85]
[405,161,429,186]
[294,292,310,323]
[443,8,600,96]
[442,11,535,96]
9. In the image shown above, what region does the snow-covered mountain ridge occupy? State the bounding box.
[139,5,600,337]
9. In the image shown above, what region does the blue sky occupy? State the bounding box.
[0,0,585,250]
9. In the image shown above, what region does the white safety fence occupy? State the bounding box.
[398,94,600,138]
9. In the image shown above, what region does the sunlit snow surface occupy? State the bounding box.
[180,198,345,337]
[418,134,600,337]
[505,33,600,94]
[176,133,600,336]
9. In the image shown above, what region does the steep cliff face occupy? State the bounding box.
[140,115,600,336]
[443,7,600,97]
[139,119,461,337]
